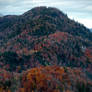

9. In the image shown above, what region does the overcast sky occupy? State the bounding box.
[0,0,92,28]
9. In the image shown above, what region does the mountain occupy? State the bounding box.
[0,7,92,43]
[0,6,92,71]
[0,6,92,92]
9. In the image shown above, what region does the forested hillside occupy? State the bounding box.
[0,7,92,92]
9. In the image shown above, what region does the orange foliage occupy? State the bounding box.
[21,66,65,92]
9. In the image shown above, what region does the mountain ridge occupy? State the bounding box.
[0,7,92,41]
[0,6,92,92]
[0,6,92,72]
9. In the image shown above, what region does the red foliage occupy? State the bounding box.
[85,48,92,62]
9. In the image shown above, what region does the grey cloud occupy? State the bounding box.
[0,0,92,15]
[0,0,92,28]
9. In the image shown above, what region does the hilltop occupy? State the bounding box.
[0,6,92,72]
[0,6,92,92]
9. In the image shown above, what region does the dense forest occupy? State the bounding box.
[0,7,92,92]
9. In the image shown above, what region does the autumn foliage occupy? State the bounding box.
[19,66,92,92]
[0,6,92,92]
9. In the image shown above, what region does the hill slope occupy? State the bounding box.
[0,6,92,72]
[0,7,92,42]
[0,6,92,92]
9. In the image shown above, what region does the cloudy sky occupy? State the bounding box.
[0,0,92,28]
